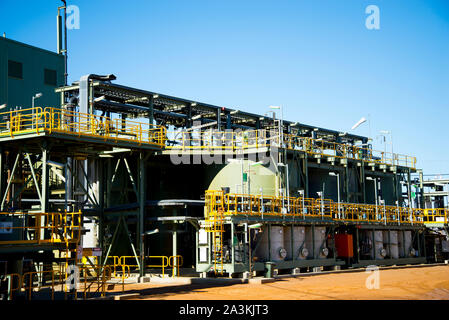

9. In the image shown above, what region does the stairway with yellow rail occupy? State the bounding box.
[205,191,225,275]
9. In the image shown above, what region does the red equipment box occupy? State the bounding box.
[335,234,354,258]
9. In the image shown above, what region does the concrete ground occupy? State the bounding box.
[107,265,449,300]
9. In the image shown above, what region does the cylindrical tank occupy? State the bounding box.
[284,226,307,260]
[388,231,399,259]
[207,159,277,197]
[398,230,414,257]
[305,226,328,259]
[270,226,287,261]
[375,230,386,259]
[315,227,329,259]
[404,230,414,256]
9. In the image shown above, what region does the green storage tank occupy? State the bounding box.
[207,159,278,196]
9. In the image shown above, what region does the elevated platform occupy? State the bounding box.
[0,107,416,170]
[204,190,439,227]
[0,107,165,154]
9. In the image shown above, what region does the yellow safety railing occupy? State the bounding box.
[0,108,45,137]
[423,208,448,224]
[166,129,271,151]
[1,264,126,300]
[204,190,225,274]
[144,256,170,276]
[107,255,183,278]
[79,265,112,300]
[22,269,66,300]
[166,128,416,169]
[119,255,171,276]
[4,273,22,300]
[168,255,183,277]
[104,256,127,278]
[282,133,416,169]
[0,210,82,245]
[0,108,416,168]
[0,107,166,149]
[205,190,437,226]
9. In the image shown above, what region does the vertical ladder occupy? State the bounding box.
[211,209,224,275]
[205,191,225,275]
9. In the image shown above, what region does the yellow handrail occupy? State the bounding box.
[0,211,82,245]
[205,190,445,226]
[5,273,22,300]
[168,255,183,277]
[0,107,416,168]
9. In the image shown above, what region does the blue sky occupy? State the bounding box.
[1,0,448,176]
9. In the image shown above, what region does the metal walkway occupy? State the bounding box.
[0,108,416,169]
[0,107,166,150]
[204,190,447,274]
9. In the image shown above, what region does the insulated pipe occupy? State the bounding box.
[79,74,116,114]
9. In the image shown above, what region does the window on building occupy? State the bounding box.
[44,68,57,86]
[8,60,23,79]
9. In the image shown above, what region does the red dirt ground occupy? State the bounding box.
[109,265,449,300]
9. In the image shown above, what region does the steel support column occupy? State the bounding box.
[360,164,366,204]
[345,166,350,202]
[0,147,3,203]
[149,95,154,125]
[41,145,49,213]
[172,225,178,276]
[106,158,112,208]
[98,158,105,264]
[303,156,309,198]
[1,153,20,211]
[407,169,412,207]
[139,152,146,278]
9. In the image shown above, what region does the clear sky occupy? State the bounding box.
[1,0,448,176]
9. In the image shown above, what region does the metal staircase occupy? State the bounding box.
[205,191,225,275]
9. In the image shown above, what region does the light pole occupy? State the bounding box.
[329,172,340,219]
[298,189,305,219]
[351,117,367,130]
[379,130,393,165]
[400,180,411,208]
[380,199,386,225]
[32,92,42,108]
[379,130,393,154]
[269,105,283,148]
[32,93,42,129]
[317,191,324,219]
[366,176,378,219]
[351,116,373,150]
[277,162,289,213]
[269,106,288,207]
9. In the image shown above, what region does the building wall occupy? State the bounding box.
[0,36,64,110]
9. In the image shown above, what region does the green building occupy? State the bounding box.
[0,36,64,111]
